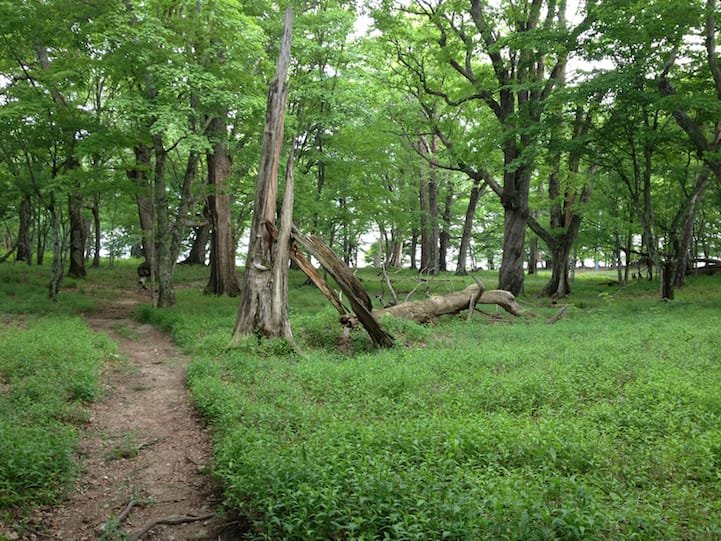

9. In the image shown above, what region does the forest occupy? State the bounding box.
[1,0,721,539]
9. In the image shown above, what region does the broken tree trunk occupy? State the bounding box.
[292,227,395,348]
[233,7,294,340]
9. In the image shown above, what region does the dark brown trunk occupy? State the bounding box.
[498,141,531,296]
[153,134,175,308]
[182,221,210,265]
[206,114,241,296]
[542,241,571,298]
[439,180,453,272]
[129,145,155,272]
[456,179,484,275]
[91,194,101,268]
[67,191,87,278]
[48,193,65,302]
[16,195,32,264]
[528,235,538,275]
[661,260,675,300]
[409,229,418,270]
[419,153,430,272]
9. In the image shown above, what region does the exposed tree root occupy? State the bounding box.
[127,513,215,541]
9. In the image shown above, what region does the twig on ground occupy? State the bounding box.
[117,499,138,525]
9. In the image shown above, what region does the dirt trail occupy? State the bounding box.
[26,291,240,540]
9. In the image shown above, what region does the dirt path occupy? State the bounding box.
[27,292,240,540]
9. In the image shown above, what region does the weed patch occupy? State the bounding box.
[0,314,114,518]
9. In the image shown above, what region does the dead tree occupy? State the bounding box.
[233,8,294,340]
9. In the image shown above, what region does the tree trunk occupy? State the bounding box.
[409,229,418,270]
[234,8,294,340]
[419,135,440,274]
[16,195,32,264]
[67,191,87,278]
[129,145,155,273]
[91,194,101,268]
[498,179,528,297]
[374,284,522,321]
[206,114,241,296]
[528,235,538,275]
[48,193,65,302]
[661,260,675,300]
[35,205,47,266]
[153,134,175,307]
[456,178,484,275]
[673,169,708,287]
[182,224,210,265]
[542,240,571,298]
[439,179,453,272]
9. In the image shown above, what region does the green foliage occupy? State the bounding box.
[131,266,721,540]
[0,317,114,513]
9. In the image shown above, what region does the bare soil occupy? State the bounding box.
[20,290,243,540]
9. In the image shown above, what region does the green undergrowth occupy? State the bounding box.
[149,269,721,539]
[0,264,115,524]
[0,317,115,516]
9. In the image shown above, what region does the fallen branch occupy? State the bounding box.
[127,513,215,541]
[0,243,17,263]
[547,305,569,325]
[380,264,399,306]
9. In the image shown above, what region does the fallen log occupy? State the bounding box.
[341,284,522,327]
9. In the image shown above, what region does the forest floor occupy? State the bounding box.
[24,288,240,541]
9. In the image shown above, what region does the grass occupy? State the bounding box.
[177,269,721,540]
[2,260,720,539]
[0,263,115,526]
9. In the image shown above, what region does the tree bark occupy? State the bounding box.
[182,207,210,265]
[527,235,538,275]
[67,190,87,278]
[292,227,394,348]
[342,284,522,327]
[419,135,439,274]
[205,114,241,296]
[16,195,32,264]
[129,145,155,274]
[91,194,101,268]
[439,179,453,272]
[234,8,294,340]
[48,192,65,302]
[456,178,485,275]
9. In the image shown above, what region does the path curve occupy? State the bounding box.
[27,292,240,540]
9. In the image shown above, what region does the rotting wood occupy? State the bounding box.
[341,284,523,327]
[289,243,348,315]
[292,227,394,348]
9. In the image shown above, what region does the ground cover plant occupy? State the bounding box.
[0,265,115,525]
[136,268,721,540]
